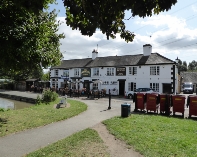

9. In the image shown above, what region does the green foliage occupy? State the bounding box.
[42,71,50,81]
[41,89,58,104]
[0,99,87,137]
[27,128,109,157]
[188,60,197,71]
[0,0,65,73]
[64,0,177,42]
[0,108,6,112]
[36,95,42,105]
[103,115,197,157]
[177,59,187,74]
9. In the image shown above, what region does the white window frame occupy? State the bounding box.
[54,69,58,76]
[93,83,98,90]
[128,82,136,91]
[150,66,160,75]
[129,67,137,75]
[93,68,99,76]
[63,70,69,77]
[150,83,159,92]
[51,79,58,88]
[74,68,80,76]
[107,68,114,76]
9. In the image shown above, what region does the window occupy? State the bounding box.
[51,79,58,88]
[93,83,98,89]
[128,82,136,91]
[150,83,159,92]
[63,70,69,77]
[129,67,137,75]
[150,66,160,75]
[93,68,99,76]
[74,69,80,76]
[54,69,58,76]
[107,68,114,76]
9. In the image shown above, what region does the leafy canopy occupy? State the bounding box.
[0,0,64,74]
[63,0,178,42]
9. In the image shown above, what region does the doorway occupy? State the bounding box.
[162,83,171,94]
[119,81,125,95]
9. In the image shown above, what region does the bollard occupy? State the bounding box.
[65,95,67,104]
[108,89,111,109]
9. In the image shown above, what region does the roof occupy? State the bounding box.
[180,72,197,83]
[51,53,175,69]
[51,58,93,69]
[85,53,174,67]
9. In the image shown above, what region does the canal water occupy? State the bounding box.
[0,98,34,110]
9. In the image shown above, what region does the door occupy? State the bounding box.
[83,80,90,90]
[163,83,171,94]
[119,81,125,95]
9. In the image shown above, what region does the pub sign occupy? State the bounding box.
[116,67,126,76]
[81,68,91,77]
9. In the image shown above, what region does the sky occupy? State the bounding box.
[48,0,197,65]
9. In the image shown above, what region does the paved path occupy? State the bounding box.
[0,91,134,157]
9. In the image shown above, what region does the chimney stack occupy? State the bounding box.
[92,49,98,60]
[143,44,152,56]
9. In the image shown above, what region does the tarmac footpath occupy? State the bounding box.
[0,91,134,157]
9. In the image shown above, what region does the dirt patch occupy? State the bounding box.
[92,123,143,157]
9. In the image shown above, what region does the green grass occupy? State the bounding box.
[26,128,110,157]
[103,114,197,157]
[0,99,87,137]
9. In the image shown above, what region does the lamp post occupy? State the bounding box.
[174,57,179,95]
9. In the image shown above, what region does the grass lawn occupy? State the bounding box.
[103,114,197,157]
[0,99,87,137]
[26,128,110,157]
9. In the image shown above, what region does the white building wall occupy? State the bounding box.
[50,64,177,94]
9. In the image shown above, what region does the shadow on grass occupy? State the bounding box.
[0,118,8,127]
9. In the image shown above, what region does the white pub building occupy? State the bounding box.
[50,44,178,95]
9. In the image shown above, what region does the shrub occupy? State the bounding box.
[36,95,42,105]
[41,89,58,104]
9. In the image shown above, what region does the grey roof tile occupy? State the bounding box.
[180,72,197,83]
[51,53,175,69]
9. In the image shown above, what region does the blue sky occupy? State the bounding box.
[48,0,197,65]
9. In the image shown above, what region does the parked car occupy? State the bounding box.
[126,88,155,99]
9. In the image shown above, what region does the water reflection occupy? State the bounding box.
[0,98,34,110]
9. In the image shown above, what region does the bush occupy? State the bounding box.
[41,89,58,104]
[36,95,42,105]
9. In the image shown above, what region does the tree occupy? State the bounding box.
[183,61,187,68]
[63,0,177,42]
[188,60,197,71]
[0,0,64,73]
[177,59,187,74]
[42,71,50,81]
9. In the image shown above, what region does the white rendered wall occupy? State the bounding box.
[50,64,177,94]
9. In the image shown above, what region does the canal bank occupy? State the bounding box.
[0,90,40,104]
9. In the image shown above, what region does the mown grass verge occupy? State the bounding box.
[26,128,110,157]
[103,114,197,157]
[0,99,87,137]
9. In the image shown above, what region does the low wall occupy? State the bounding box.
[0,93,37,104]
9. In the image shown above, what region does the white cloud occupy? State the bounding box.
[192,5,197,12]
[55,12,197,66]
